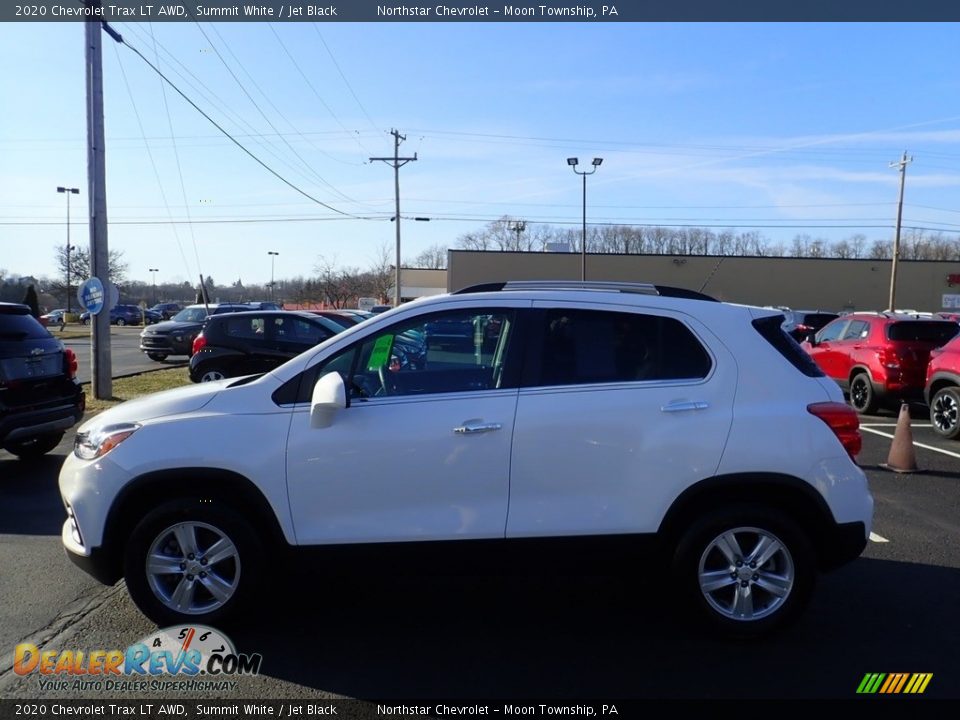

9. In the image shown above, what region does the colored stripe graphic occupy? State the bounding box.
[858,672,932,694]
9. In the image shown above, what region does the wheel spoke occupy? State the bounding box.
[754,573,792,598]
[732,583,754,619]
[699,569,738,594]
[199,571,234,603]
[714,532,743,565]
[172,524,200,557]
[203,537,238,567]
[147,552,183,575]
[748,535,782,568]
[170,576,196,610]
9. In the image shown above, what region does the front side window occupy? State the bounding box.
[534,308,711,387]
[816,319,848,343]
[841,320,869,341]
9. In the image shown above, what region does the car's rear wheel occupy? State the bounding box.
[849,373,877,414]
[123,498,263,626]
[3,432,64,460]
[116,318,126,327]
[146,352,168,362]
[930,386,960,439]
[199,367,226,382]
[673,506,814,637]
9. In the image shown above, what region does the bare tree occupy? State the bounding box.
[409,243,448,269]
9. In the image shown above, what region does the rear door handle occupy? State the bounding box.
[453,421,503,434]
[661,401,709,413]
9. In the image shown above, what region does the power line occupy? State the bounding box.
[311,23,380,134]
[112,27,363,219]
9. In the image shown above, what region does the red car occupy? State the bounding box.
[801,312,958,414]
[925,335,960,438]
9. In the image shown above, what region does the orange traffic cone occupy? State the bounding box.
[883,402,918,473]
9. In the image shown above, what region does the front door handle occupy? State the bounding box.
[661,401,709,413]
[453,421,503,434]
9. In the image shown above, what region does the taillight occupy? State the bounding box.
[63,347,78,379]
[192,333,206,355]
[808,402,862,458]
[796,324,812,333]
[879,347,901,370]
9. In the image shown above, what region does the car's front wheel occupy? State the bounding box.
[116,318,127,327]
[146,352,168,362]
[930,386,960,439]
[199,367,227,382]
[3,432,64,460]
[123,498,263,626]
[849,373,877,414]
[674,506,814,637]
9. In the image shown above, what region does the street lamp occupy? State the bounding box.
[149,268,159,305]
[57,186,80,313]
[567,158,603,281]
[268,251,279,301]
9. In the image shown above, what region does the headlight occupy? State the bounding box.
[172,334,183,342]
[74,423,141,460]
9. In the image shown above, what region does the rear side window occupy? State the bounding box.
[887,321,959,344]
[0,312,50,340]
[223,316,266,339]
[534,308,711,387]
[753,316,824,378]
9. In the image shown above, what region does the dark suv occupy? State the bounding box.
[189,311,344,382]
[780,310,839,342]
[139,303,251,361]
[1,303,84,459]
[149,303,182,320]
[802,312,959,413]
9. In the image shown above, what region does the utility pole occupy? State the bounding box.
[57,187,80,314]
[888,150,913,312]
[370,130,417,307]
[509,220,527,248]
[86,6,112,399]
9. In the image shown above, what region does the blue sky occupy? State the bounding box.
[2,22,960,288]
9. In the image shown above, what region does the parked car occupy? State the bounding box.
[369,304,392,314]
[336,309,375,323]
[138,303,251,361]
[246,301,283,311]
[1,303,84,459]
[40,309,68,328]
[149,303,182,320]
[925,335,960,439]
[780,310,839,343]
[142,308,163,325]
[81,304,152,326]
[308,310,358,328]
[60,281,872,636]
[802,312,959,414]
[189,311,344,382]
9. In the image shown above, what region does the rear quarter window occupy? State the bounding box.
[752,315,824,378]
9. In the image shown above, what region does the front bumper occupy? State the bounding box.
[139,334,193,356]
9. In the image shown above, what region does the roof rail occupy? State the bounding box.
[452,280,718,302]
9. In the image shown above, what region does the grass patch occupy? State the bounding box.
[85,367,191,412]
[52,328,92,340]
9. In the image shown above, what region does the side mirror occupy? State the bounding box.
[310,372,347,429]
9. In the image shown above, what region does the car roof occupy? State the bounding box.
[0,302,30,315]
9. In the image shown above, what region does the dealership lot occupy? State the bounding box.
[1,415,958,700]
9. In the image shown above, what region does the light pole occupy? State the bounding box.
[567,158,603,281]
[57,186,80,313]
[268,251,279,301]
[149,268,159,305]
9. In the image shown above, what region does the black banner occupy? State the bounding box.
[3,0,960,23]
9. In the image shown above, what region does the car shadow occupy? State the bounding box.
[222,557,960,699]
[0,451,68,535]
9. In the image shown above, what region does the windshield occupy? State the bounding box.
[171,307,208,323]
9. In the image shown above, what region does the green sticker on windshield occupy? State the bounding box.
[367,335,394,371]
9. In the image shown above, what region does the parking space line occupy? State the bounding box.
[869,532,889,543]
[860,426,960,459]
[860,423,932,428]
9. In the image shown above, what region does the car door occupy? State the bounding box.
[284,302,528,545]
[835,319,871,384]
[506,302,737,537]
[804,317,849,380]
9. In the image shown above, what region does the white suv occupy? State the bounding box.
[59,281,872,635]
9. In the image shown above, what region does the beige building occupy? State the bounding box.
[442,251,960,312]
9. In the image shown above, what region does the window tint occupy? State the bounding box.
[534,309,710,387]
[887,321,959,344]
[816,319,847,343]
[273,317,333,345]
[841,320,869,340]
[224,316,265,339]
[0,312,50,340]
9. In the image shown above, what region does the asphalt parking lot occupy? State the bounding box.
[1,412,958,701]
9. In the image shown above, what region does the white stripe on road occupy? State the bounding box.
[869,532,889,543]
[860,423,932,428]
[860,426,960,460]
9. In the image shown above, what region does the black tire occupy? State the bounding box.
[673,505,815,638]
[848,373,877,415]
[116,318,127,327]
[930,386,960,440]
[82,317,90,326]
[3,432,64,460]
[123,497,263,626]
[146,352,168,362]
[198,366,227,383]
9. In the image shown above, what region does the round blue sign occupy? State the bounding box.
[78,277,105,315]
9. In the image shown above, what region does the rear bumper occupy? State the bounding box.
[821,521,869,571]
[872,381,924,404]
[0,391,84,445]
